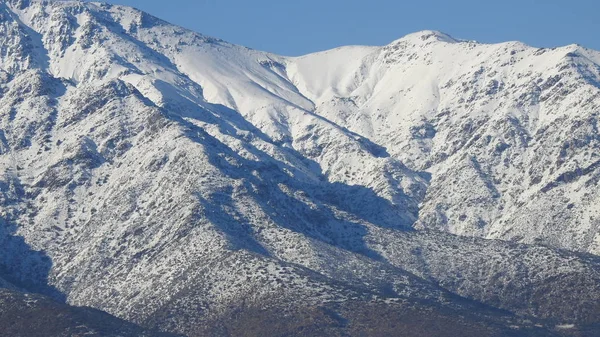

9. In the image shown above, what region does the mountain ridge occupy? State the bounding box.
[0,1,599,336]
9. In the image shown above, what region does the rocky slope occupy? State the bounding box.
[0,0,599,336]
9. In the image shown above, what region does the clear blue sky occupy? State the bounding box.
[103,0,600,56]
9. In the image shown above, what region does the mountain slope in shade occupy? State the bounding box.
[0,288,179,337]
[0,0,599,336]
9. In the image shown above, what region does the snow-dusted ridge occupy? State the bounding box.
[1,0,600,335]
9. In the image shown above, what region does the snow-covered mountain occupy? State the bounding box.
[1,0,600,336]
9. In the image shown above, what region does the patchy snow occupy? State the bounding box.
[556,324,576,330]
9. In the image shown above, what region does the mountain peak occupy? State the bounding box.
[391,30,460,46]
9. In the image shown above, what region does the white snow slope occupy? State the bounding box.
[1,0,600,335]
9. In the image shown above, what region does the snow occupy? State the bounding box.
[556,324,576,330]
[0,1,600,335]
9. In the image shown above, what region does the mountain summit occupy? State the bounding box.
[1,1,600,336]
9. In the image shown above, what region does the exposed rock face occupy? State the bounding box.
[0,1,599,336]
